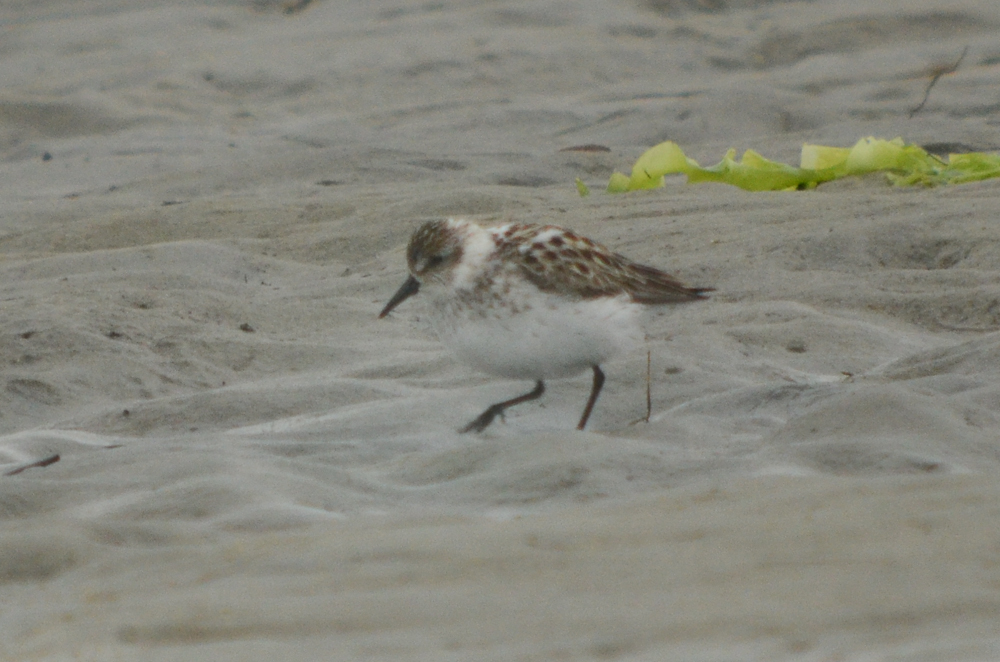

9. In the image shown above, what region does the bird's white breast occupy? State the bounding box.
[425,276,643,380]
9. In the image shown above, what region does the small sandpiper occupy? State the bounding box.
[379,218,711,432]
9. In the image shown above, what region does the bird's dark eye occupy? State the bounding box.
[426,255,445,269]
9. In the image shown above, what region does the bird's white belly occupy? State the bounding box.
[427,289,643,380]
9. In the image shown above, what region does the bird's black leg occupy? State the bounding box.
[576,365,605,431]
[459,380,545,433]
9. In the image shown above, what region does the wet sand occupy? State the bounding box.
[2,1,1000,659]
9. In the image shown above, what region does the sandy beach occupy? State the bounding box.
[2,0,1000,659]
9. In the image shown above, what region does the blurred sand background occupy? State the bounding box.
[2,0,1000,659]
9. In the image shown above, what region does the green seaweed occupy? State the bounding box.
[597,137,1000,194]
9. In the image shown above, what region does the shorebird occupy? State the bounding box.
[379,218,711,432]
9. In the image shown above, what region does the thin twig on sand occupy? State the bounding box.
[5,454,60,476]
[909,46,968,118]
[629,350,653,426]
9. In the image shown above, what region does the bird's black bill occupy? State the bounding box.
[378,275,421,318]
